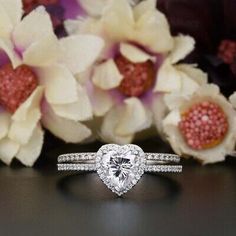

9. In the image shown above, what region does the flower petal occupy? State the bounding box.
[16,125,44,167]
[163,66,207,110]
[0,3,14,38]
[12,86,43,121]
[8,108,41,145]
[0,111,11,140]
[42,104,91,143]
[176,64,208,85]
[162,110,183,155]
[8,87,43,144]
[51,84,93,121]
[101,0,134,41]
[152,94,168,138]
[135,7,173,53]
[64,19,82,35]
[133,0,157,19]
[37,65,78,104]
[164,93,188,110]
[79,0,112,17]
[194,83,220,97]
[165,84,221,111]
[180,71,200,95]
[59,35,104,74]
[90,85,114,116]
[23,34,61,67]
[0,0,22,26]
[100,106,133,144]
[169,35,195,64]
[0,138,19,165]
[120,43,154,63]
[229,92,236,109]
[64,17,103,36]
[92,59,123,89]
[115,97,152,136]
[13,6,54,51]
[154,59,182,92]
[0,38,21,68]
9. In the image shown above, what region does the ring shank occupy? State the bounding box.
[58,153,96,163]
[58,152,180,164]
[57,152,182,173]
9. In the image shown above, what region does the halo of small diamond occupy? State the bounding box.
[96,144,146,196]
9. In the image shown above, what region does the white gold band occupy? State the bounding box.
[57,144,182,196]
[57,163,182,173]
[58,152,180,164]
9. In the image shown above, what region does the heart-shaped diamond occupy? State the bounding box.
[96,144,146,196]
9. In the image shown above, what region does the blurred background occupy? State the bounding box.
[21,0,236,164]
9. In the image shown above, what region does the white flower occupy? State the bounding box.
[162,84,236,164]
[65,0,206,144]
[0,0,104,166]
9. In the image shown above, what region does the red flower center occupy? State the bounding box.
[218,40,236,64]
[114,54,156,97]
[0,64,38,113]
[23,0,58,13]
[178,101,228,150]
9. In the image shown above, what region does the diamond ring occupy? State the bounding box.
[57,144,182,196]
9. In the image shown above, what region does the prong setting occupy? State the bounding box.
[57,144,182,196]
[96,144,146,196]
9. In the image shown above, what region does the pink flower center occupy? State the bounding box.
[178,101,228,150]
[114,54,156,97]
[0,64,38,113]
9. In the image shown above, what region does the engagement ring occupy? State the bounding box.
[57,144,182,196]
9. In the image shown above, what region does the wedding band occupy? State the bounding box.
[57,144,182,196]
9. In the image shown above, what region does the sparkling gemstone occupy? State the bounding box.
[96,144,146,196]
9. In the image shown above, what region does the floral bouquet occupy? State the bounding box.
[0,0,236,166]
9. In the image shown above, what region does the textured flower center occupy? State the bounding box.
[178,101,228,150]
[218,40,236,64]
[114,54,156,97]
[23,0,58,13]
[0,64,38,113]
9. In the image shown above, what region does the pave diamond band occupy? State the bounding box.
[57,163,182,173]
[58,163,97,171]
[58,153,96,162]
[57,144,182,196]
[58,152,180,163]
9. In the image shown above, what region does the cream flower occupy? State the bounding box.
[76,0,141,17]
[162,84,236,164]
[65,0,206,144]
[154,34,208,105]
[229,92,236,109]
[0,0,104,166]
